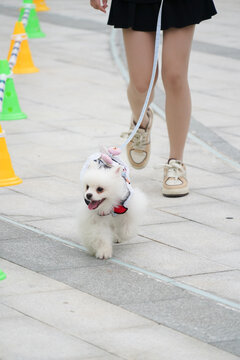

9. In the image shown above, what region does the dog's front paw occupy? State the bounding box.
[95,246,112,260]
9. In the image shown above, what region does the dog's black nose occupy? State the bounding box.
[86,193,93,200]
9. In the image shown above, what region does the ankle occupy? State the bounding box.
[168,157,183,164]
[133,112,150,130]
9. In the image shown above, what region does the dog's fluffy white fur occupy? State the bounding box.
[77,161,147,259]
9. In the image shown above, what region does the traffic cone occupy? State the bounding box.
[34,0,50,11]
[0,60,27,121]
[7,21,39,74]
[0,124,22,187]
[0,270,7,281]
[19,0,46,39]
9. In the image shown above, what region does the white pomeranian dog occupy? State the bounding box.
[77,148,147,259]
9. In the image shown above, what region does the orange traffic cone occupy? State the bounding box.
[0,124,22,186]
[7,21,39,74]
[34,0,50,11]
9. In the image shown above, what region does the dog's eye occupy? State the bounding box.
[97,187,104,193]
[86,185,89,190]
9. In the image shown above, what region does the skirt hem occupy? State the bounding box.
[107,0,217,32]
[107,14,216,32]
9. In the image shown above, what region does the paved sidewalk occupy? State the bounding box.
[0,0,240,359]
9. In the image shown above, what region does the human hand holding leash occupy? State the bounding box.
[90,0,108,13]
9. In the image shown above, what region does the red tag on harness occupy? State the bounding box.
[113,205,128,214]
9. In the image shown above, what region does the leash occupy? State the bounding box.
[80,1,164,215]
[120,0,164,151]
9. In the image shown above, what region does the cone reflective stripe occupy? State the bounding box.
[21,3,35,27]
[8,37,22,70]
[19,0,46,38]
[34,0,50,11]
[0,270,7,281]
[22,8,31,27]
[0,74,7,113]
[7,22,39,74]
[0,60,27,121]
[0,124,22,187]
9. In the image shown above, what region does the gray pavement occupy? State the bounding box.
[0,0,240,359]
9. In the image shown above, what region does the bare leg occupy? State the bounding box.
[162,25,195,162]
[122,29,158,128]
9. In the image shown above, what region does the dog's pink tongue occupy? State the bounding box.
[88,201,99,210]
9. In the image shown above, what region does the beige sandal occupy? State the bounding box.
[123,108,153,170]
[162,159,189,197]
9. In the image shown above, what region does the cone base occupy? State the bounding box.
[27,32,46,39]
[0,112,27,121]
[13,66,39,74]
[0,271,7,281]
[0,176,22,187]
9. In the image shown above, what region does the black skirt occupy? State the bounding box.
[107,0,217,31]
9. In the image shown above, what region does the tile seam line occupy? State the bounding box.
[1,303,127,360]
[0,215,240,311]
[110,29,240,171]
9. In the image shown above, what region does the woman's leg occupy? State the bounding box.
[122,29,158,128]
[162,25,195,162]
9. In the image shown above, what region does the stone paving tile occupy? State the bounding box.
[6,142,91,168]
[41,264,188,306]
[2,118,57,135]
[86,356,123,360]
[211,251,240,269]
[0,188,13,195]
[113,241,230,278]
[1,289,154,336]
[176,270,240,303]
[86,325,239,360]
[184,149,239,175]
[224,171,240,180]
[0,193,72,219]
[0,303,21,319]
[195,185,240,206]
[186,167,240,190]
[139,221,240,261]
[0,259,69,296]
[1,289,239,360]
[0,316,114,360]
[12,176,81,204]
[156,200,240,235]
[211,340,240,358]
[42,160,85,184]
[0,236,107,272]
[0,220,34,241]
[140,208,187,225]
[213,131,240,152]
[124,295,240,345]
[25,216,78,241]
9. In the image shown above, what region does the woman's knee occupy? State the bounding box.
[131,80,151,94]
[130,65,159,94]
[161,67,187,92]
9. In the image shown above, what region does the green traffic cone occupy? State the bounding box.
[0,60,27,121]
[0,270,6,281]
[19,0,46,39]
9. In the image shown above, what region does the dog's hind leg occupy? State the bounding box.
[113,214,137,243]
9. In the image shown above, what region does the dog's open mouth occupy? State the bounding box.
[85,198,106,210]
